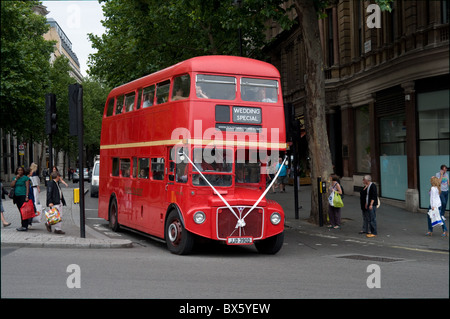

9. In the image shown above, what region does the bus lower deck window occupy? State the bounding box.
[151,158,164,180]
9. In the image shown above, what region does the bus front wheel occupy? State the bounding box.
[165,210,194,255]
[254,232,284,254]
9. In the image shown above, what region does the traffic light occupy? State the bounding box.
[45,93,57,134]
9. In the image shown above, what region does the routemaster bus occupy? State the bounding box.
[98,55,287,255]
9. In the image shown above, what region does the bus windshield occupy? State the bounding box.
[196,74,236,100]
[241,78,278,103]
[192,147,233,187]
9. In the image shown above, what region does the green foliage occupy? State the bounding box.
[0,0,55,139]
[82,78,110,150]
[88,0,295,87]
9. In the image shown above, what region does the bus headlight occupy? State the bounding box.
[193,211,206,224]
[270,212,281,225]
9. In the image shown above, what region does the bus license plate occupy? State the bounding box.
[227,237,253,245]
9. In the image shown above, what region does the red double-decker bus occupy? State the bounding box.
[99,55,287,254]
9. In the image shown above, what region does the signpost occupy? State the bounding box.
[68,83,86,238]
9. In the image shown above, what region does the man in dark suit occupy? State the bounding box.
[46,171,66,234]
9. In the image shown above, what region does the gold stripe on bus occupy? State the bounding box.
[100,139,286,150]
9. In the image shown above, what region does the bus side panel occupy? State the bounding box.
[98,152,109,221]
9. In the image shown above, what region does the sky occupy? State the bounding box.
[42,0,106,77]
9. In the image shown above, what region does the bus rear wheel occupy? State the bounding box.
[109,197,120,232]
[165,210,194,255]
[254,232,284,254]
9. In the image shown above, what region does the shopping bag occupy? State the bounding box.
[32,210,42,223]
[333,192,344,208]
[428,208,443,227]
[20,200,36,220]
[45,207,62,225]
[328,191,335,206]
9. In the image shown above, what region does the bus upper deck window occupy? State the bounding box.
[172,74,190,101]
[142,85,155,108]
[116,95,124,114]
[196,74,236,100]
[241,78,278,103]
[106,98,115,117]
[125,92,136,112]
[156,80,170,104]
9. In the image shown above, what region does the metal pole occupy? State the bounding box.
[293,140,299,220]
[318,176,323,227]
[77,86,85,238]
[48,134,53,174]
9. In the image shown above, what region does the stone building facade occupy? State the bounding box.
[265,0,449,212]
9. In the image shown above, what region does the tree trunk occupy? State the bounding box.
[294,0,333,224]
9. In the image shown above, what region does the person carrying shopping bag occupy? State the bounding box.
[427,176,447,237]
[46,171,66,234]
[327,175,343,229]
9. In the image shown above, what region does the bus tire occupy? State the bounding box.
[109,197,120,232]
[254,232,284,254]
[165,210,194,255]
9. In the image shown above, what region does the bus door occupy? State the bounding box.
[166,146,188,208]
[145,156,166,236]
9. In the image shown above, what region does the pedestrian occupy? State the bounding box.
[427,176,447,237]
[25,167,37,228]
[29,163,41,207]
[359,177,368,235]
[362,175,378,238]
[11,167,31,231]
[327,174,343,229]
[46,171,66,234]
[52,166,68,187]
[1,179,11,227]
[275,157,289,193]
[436,165,448,230]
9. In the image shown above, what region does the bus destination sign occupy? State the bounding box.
[232,106,262,124]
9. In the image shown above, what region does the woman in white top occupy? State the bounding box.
[29,163,40,207]
[427,176,447,236]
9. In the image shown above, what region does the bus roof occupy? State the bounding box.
[109,56,280,96]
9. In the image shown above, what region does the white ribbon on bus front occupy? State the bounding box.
[183,151,288,229]
[240,156,288,222]
[182,151,240,222]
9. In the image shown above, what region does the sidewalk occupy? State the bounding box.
[267,185,449,253]
[1,184,448,252]
[1,186,132,249]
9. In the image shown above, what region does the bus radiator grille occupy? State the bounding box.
[216,206,263,240]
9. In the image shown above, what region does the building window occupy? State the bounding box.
[418,89,450,208]
[442,0,449,24]
[379,113,407,200]
[326,8,334,67]
[418,90,449,156]
[355,105,371,173]
[379,114,406,155]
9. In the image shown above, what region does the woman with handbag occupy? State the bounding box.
[328,175,343,229]
[11,167,30,231]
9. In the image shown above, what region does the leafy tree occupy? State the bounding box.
[0,0,55,140]
[82,78,110,160]
[47,56,75,159]
[88,0,293,87]
[292,0,391,223]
